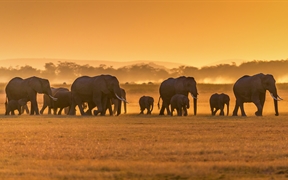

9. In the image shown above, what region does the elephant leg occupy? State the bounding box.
[232,100,240,116]
[105,98,113,116]
[171,105,176,116]
[213,108,220,115]
[30,104,34,115]
[177,108,182,116]
[147,106,152,115]
[93,95,104,116]
[34,103,40,115]
[159,103,165,115]
[238,101,246,116]
[40,104,47,114]
[58,108,64,115]
[256,93,266,116]
[68,97,77,115]
[219,108,224,116]
[48,107,52,114]
[53,107,57,115]
[147,106,151,115]
[183,107,188,116]
[113,99,118,115]
[166,103,171,115]
[211,106,214,115]
[73,96,86,115]
[253,99,263,116]
[139,106,144,114]
[24,105,29,114]
[211,107,216,116]
[30,98,39,115]
[84,102,95,115]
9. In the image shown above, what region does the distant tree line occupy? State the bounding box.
[0,60,288,84]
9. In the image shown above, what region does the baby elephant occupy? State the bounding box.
[5,98,28,115]
[209,93,230,116]
[139,96,154,114]
[170,94,190,116]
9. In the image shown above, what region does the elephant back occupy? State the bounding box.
[5,77,25,101]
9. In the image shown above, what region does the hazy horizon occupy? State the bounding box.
[0,59,287,84]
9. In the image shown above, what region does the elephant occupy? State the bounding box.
[139,96,154,114]
[69,75,127,116]
[5,76,57,115]
[170,94,190,116]
[40,87,69,115]
[51,88,73,115]
[209,93,230,116]
[111,88,127,115]
[158,76,198,116]
[5,98,28,115]
[40,87,59,114]
[232,73,282,116]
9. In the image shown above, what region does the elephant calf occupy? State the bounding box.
[5,98,28,115]
[170,94,190,116]
[139,96,154,114]
[209,93,230,116]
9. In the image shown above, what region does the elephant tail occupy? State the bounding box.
[157,96,161,110]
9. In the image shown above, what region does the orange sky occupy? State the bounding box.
[1,0,288,68]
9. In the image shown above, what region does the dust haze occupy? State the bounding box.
[0,59,288,85]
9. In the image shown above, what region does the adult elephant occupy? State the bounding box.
[209,93,230,116]
[232,73,282,116]
[69,75,127,116]
[111,88,127,115]
[158,76,198,115]
[5,76,57,115]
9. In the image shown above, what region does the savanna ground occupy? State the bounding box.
[0,83,288,179]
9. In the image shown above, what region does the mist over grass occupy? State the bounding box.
[0,59,288,84]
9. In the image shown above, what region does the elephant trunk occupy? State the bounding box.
[269,87,280,116]
[274,99,279,116]
[117,99,122,116]
[190,89,198,115]
[124,101,127,114]
[45,88,57,101]
[193,98,197,115]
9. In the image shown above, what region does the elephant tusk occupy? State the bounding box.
[122,98,129,104]
[270,93,280,101]
[191,94,198,100]
[115,93,129,103]
[277,95,283,101]
[49,95,58,101]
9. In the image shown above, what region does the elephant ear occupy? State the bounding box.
[28,77,43,93]
[259,74,274,91]
[96,76,110,94]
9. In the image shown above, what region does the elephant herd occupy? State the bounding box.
[140,73,283,117]
[4,75,127,116]
[3,73,283,117]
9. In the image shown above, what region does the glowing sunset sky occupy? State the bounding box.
[1,0,288,68]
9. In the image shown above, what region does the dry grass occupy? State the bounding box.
[1,115,288,179]
[0,83,288,179]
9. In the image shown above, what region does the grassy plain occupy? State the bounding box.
[0,83,288,179]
